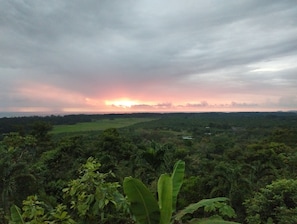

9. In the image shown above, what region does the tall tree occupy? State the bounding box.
[245,179,297,224]
[0,133,37,212]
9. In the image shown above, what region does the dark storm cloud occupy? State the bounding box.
[1,0,297,111]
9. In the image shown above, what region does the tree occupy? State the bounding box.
[9,157,132,224]
[244,179,297,224]
[9,195,75,224]
[96,128,136,174]
[30,121,52,143]
[29,121,53,155]
[205,161,252,222]
[62,157,130,224]
[0,133,37,213]
[1,132,37,163]
[209,162,251,204]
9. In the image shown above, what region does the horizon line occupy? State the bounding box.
[1,110,296,118]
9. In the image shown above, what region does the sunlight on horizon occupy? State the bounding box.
[105,99,140,109]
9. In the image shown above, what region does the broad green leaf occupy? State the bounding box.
[218,203,236,218]
[187,217,240,224]
[158,174,172,224]
[174,197,228,221]
[10,205,25,224]
[124,177,160,224]
[171,160,185,212]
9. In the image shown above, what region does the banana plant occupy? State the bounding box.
[124,160,238,224]
[9,205,24,224]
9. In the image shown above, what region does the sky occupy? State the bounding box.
[1,0,297,114]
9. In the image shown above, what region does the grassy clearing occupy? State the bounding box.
[51,117,157,134]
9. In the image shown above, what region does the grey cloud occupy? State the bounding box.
[278,96,297,108]
[231,102,258,108]
[184,102,209,108]
[1,0,297,111]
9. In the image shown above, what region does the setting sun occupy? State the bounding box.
[105,99,138,109]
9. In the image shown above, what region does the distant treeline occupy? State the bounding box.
[1,112,297,136]
[0,113,161,134]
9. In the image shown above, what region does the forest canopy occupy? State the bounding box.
[0,112,297,223]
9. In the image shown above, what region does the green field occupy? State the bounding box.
[51,117,157,134]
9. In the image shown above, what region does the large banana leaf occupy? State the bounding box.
[187,217,240,224]
[10,205,25,224]
[174,197,229,221]
[124,177,160,224]
[171,160,185,212]
[158,174,172,224]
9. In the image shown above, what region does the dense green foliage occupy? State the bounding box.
[0,112,297,223]
[245,179,297,224]
[124,160,237,224]
[62,157,129,223]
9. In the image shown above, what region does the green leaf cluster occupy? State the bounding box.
[62,157,129,223]
[245,179,297,224]
[124,160,237,224]
[9,195,75,224]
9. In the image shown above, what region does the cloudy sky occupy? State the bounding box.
[1,0,297,114]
